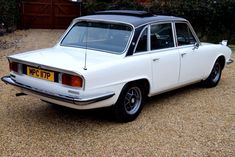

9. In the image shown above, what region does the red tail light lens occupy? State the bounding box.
[9,62,18,73]
[62,74,83,87]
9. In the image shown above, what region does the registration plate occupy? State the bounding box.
[27,66,54,81]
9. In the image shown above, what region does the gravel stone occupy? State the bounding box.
[0,29,234,156]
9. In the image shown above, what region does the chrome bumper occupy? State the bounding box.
[1,76,115,105]
[227,59,233,65]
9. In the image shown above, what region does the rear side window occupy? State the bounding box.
[175,23,196,46]
[135,27,148,53]
[151,23,174,50]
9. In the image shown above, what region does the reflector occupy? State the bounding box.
[9,62,18,73]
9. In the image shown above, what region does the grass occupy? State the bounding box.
[229,45,235,53]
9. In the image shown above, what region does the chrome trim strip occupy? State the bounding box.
[172,21,177,47]
[74,92,115,105]
[1,76,115,105]
[227,59,234,65]
[135,19,187,29]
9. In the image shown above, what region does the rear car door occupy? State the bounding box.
[150,23,180,93]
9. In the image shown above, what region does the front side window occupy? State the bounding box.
[61,21,133,54]
[151,23,174,50]
[175,23,196,46]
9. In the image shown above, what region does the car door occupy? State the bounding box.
[150,23,180,93]
[175,22,204,84]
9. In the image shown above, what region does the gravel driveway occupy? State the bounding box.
[0,30,235,156]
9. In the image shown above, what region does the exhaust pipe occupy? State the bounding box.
[16,93,27,97]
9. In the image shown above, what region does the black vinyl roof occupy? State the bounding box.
[77,10,187,28]
[95,10,154,17]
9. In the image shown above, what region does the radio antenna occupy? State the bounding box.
[84,50,87,70]
[83,22,88,70]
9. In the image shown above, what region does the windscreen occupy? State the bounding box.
[61,21,133,54]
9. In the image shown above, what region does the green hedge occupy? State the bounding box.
[0,0,234,44]
[83,0,144,15]
[84,0,235,44]
[149,0,235,44]
[0,0,19,32]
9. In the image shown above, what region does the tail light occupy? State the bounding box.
[9,62,19,73]
[62,74,83,88]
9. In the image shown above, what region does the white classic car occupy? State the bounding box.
[1,10,233,122]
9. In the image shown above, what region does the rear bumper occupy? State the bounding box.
[1,75,115,106]
[227,59,233,65]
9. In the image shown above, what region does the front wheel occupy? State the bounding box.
[202,60,222,88]
[113,83,145,122]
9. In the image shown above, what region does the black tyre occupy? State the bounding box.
[113,83,145,122]
[202,59,223,88]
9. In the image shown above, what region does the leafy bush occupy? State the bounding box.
[83,0,144,15]
[107,0,144,10]
[149,0,235,44]
[83,0,235,44]
[0,0,234,44]
[0,0,19,32]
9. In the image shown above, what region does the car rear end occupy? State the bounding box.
[2,57,116,110]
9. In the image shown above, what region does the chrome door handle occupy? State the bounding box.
[153,58,160,61]
[181,53,187,57]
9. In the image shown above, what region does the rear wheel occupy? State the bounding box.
[202,59,222,88]
[113,83,145,122]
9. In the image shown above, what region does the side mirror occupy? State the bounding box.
[220,40,228,46]
[193,42,199,50]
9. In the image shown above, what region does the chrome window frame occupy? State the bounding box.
[174,21,201,47]
[133,25,150,54]
[59,19,135,55]
[149,22,176,51]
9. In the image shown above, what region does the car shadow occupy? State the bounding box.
[47,103,115,123]
[5,83,204,128]
[145,83,203,107]
[42,83,203,122]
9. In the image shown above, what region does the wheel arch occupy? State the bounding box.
[123,78,151,97]
[202,54,225,87]
[113,78,150,122]
[203,54,226,81]
[216,55,226,70]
